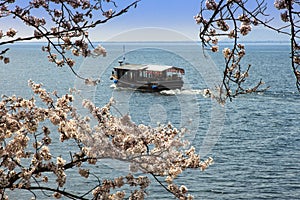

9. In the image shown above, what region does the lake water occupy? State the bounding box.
[1,42,299,199]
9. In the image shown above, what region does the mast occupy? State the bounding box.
[122,45,126,63]
[118,45,126,66]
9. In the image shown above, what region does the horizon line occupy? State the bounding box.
[12,40,290,44]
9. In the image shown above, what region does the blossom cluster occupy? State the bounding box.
[195,1,257,52]
[274,0,291,10]
[0,81,212,199]
[79,97,215,199]
[0,28,18,64]
[92,174,150,199]
[205,0,218,10]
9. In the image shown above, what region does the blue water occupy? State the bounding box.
[1,42,299,199]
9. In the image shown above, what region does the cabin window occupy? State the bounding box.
[130,71,134,79]
[166,71,182,79]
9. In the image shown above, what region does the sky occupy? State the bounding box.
[1,0,290,42]
[90,0,289,42]
[91,0,202,41]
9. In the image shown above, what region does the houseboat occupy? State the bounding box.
[110,61,185,91]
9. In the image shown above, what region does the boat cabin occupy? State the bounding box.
[111,62,185,91]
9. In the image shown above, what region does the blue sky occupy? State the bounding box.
[91,0,202,41]
[1,0,290,42]
[92,0,289,42]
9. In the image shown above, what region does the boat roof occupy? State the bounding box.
[114,64,184,72]
[145,65,173,72]
[114,64,147,71]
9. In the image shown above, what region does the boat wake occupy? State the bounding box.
[160,88,211,98]
[110,84,117,88]
[110,84,211,98]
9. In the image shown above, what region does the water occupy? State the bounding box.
[1,42,299,199]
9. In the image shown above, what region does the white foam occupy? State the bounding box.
[160,88,211,98]
[110,84,117,88]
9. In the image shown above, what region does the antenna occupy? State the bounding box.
[122,45,126,62]
[118,45,126,66]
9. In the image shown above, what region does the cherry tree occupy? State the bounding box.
[195,0,300,103]
[0,0,140,83]
[0,80,213,199]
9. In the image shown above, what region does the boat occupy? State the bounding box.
[110,60,185,92]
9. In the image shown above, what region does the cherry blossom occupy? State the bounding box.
[0,81,212,199]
